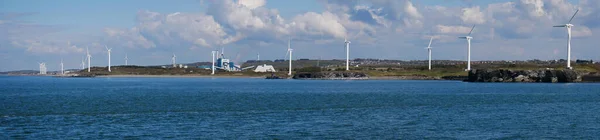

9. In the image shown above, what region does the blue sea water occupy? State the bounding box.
[1,75,600,139]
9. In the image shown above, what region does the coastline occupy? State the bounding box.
[95,75,265,78]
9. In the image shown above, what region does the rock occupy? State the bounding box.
[514,75,526,82]
[293,71,369,79]
[467,69,584,83]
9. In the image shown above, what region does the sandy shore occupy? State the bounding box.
[96,75,265,78]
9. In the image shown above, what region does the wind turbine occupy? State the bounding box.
[284,37,293,76]
[171,53,177,67]
[211,51,216,75]
[426,36,433,70]
[86,47,91,72]
[105,46,112,72]
[344,37,351,71]
[60,59,64,75]
[124,53,128,65]
[459,25,476,71]
[553,9,579,69]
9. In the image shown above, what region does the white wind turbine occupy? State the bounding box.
[105,45,112,72]
[284,37,293,76]
[211,51,216,75]
[344,37,351,71]
[124,53,128,65]
[86,47,92,72]
[459,25,476,71]
[426,36,434,70]
[171,53,177,67]
[553,9,579,69]
[60,58,64,75]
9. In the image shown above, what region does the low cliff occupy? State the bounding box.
[293,71,368,79]
[467,69,583,83]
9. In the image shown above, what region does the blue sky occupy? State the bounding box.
[0,0,596,71]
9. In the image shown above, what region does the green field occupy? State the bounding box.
[77,61,600,78]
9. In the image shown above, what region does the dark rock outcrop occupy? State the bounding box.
[467,69,583,83]
[293,72,368,79]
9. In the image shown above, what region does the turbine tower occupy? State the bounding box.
[124,53,128,65]
[60,59,64,75]
[344,37,351,71]
[211,51,216,75]
[86,47,91,72]
[105,46,112,72]
[284,38,293,76]
[553,9,579,69]
[459,25,476,71]
[426,37,433,70]
[171,53,177,67]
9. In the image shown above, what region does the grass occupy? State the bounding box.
[77,63,600,78]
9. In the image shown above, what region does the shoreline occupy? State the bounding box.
[10,74,465,81]
[95,75,265,78]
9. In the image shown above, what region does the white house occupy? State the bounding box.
[254,64,276,72]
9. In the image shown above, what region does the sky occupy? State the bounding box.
[0,0,597,71]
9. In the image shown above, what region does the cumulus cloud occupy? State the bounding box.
[436,25,473,34]
[461,6,486,24]
[290,11,347,39]
[520,0,546,18]
[237,0,266,9]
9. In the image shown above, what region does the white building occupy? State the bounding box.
[254,64,276,72]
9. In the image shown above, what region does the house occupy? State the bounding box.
[254,64,277,72]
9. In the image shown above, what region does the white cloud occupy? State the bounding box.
[404,0,422,19]
[461,6,486,24]
[436,25,473,34]
[520,0,546,18]
[291,11,347,39]
[572,26,593,37]
[238,0,266,9]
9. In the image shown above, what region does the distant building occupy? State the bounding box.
[254,64,276,72]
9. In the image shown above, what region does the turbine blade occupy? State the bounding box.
[568,9,579,24]
[427,37,433,48]
[459,37,467,39]
[553,25,567,27]
[284,38,291,60]
[468,25,476,36]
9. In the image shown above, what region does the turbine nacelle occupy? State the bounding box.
[553,24,574,28]
[459,36,473,39]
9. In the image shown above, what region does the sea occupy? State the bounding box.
[1,75,600,139]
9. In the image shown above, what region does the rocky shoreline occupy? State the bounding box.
[466,69,587,83]
[293,71,368,80]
